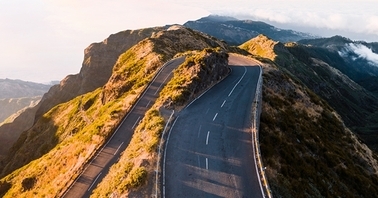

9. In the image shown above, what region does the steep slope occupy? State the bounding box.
[257,60,378,197]
[92,48,229,197]
[0,27,165,165]
[0,97,40,159]
[241,35,378,151]
[298,36,378,94]
[184,15,316,45]
[0,26,228,197]
[35,27,166,120]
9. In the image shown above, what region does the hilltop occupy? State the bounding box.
[0,25,229,197]
[0,18,378,197]
[241,35,378,196]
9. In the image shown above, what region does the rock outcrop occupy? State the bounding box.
[0,27,165,161]
[35,27,166,119]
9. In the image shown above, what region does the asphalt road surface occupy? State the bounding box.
[63,57,185,198]
[163,54,264,198]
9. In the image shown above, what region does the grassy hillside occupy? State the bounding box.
[0,27,228,197]
[240,35,378,197]
[241,35,378,151]
[92,48,229,197]
[259,61,378,197]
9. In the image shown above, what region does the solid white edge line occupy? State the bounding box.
[156,110,174,198]
[155,73,172,95]
[62,57,184,197]
[228,66,247,97]
[162,116,179,198]
[250,65,266,197]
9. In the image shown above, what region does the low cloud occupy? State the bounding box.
[346,44,378,66]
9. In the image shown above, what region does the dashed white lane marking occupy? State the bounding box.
[205,108,210,114]
[88,172,102,191]
[131,116,141,129]
[146,101,150,108]
[213,113,218,121]
[206,158,209,170]
[114,142,124,155]
[206,131,210,145]
[221,100,226,108]
[197,125,202,138]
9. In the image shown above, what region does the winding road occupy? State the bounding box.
[162,54,264,197]
[62,57,185,198]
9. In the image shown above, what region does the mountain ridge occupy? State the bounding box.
[1,17,378,197]
[184,15,317,45]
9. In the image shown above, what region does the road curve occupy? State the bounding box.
[163,54,264,198]
[62,57,185,198]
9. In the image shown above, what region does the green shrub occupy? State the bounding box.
[126,167,147,189]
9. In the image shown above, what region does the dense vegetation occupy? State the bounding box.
[241,35,378,152]
[240,35,378,197]
[259,61,378,197]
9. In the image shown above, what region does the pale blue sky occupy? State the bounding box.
[1,0,377,83]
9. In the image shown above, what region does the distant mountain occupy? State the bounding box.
[0,79,49,161]
[0,25,231,197]
[298,36,378,94]
[0,79,50,124]
[1,20,378,197]
[184,15,317,45]
[0,79,50,99]
[0,97,41,125]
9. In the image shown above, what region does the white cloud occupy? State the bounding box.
[348,43,378,65]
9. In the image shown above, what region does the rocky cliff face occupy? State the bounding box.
[0,26,230,197]
[35,27,166,120]
[0,27,165,163]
